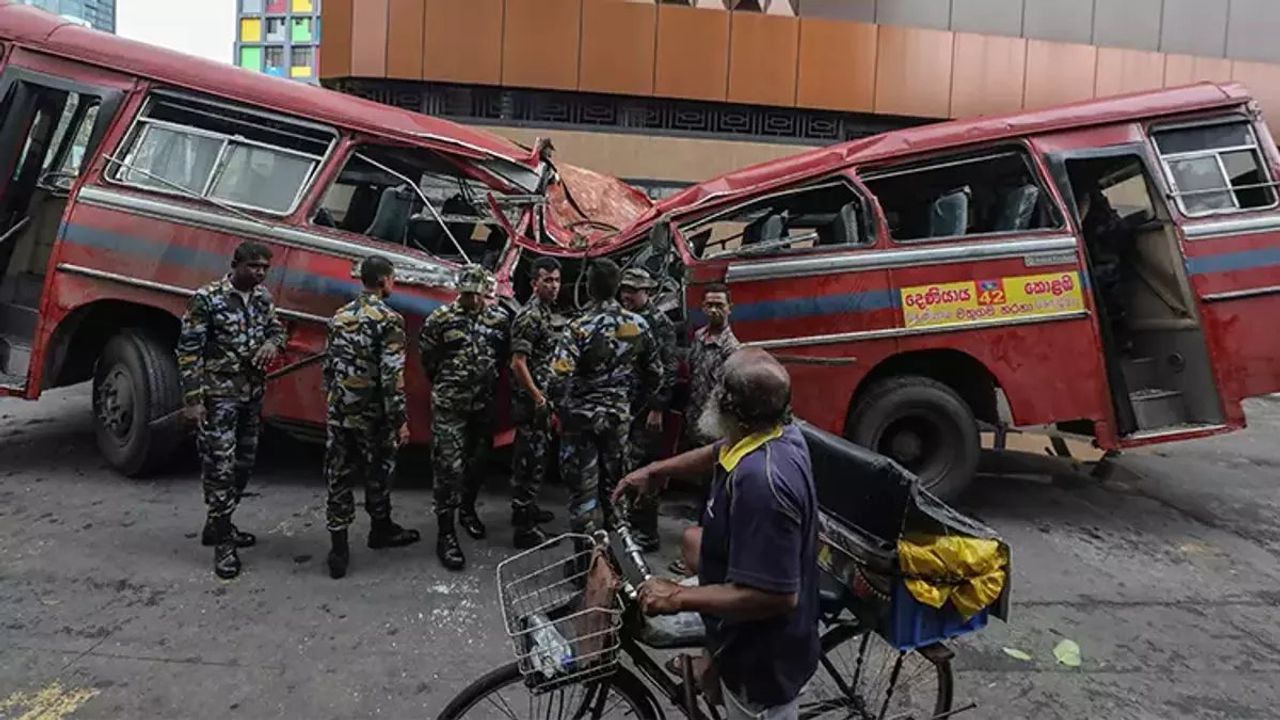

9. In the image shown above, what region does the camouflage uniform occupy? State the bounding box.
[550,299,664,534]
[176,276,286,522]
[509,295,565,510]
[323,291,407,532]
[419,274,508,516]
[683,324,740,449]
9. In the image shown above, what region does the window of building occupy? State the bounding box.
[264,46,285,70]
[265,17,287,41]
[110,94,333,215]
[291,46,313,70]
[239,46,262,71]
[240,17,262,43]
[862,149,1060,242]
[290,17,312,42]
[313,144,512,266]
[1152,119,1278,217]
[680,180,871,259]
[241,0,264,13]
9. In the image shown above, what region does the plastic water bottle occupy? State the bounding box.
[526,613,573,680]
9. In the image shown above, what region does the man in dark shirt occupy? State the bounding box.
[614,348,819,717]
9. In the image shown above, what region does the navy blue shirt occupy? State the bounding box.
[698,423,820,707]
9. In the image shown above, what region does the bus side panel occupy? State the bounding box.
[887,247,1116,438]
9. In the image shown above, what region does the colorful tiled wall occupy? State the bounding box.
[235,0,321,83]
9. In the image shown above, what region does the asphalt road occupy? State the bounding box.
[3,385,1280,719]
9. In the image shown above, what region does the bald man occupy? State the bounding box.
[614,348,820,719]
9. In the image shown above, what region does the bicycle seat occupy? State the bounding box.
[636,611,706,650]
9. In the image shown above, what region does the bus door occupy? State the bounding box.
[0,62,125,391]
[1041,133,1228,440]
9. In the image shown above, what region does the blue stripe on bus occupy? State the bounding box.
[1185,247,1280,275]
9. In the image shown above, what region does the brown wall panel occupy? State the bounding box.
[728,12,799,107]
[580,0,656,96]
[1023,40,1097,110]
[1163,54,1233,87]
[350,0,388,78]
[796,18,876,113]
[319,0,352,79]
[423,0,503,85]
[1095,47,1164,98]
[503,0,582,91]
[874,26,954,119]
[950,32,1026,119]
[655,4,731,101]
[386,0,425,80]
[1231,61,1280,129]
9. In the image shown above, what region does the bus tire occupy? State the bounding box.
[92,330,183,477]
[848,375,979,501]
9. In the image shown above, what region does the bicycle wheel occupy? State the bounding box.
[799,623,953,720]
[438,662,664,720]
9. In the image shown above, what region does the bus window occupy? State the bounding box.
[313,144,510,266]
[681,180,871,259]
[109,93,333,215]
[1152,119,1278,217]
[863,149,1061,242]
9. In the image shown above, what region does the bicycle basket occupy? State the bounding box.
[496,533,624,693]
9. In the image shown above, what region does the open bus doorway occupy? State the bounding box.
[1063,154,1225,437]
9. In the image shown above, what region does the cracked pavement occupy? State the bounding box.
[3,385,1280,718]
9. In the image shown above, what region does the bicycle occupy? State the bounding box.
[439,498,961,720]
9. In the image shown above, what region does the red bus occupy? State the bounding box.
[508,82,1280,498]
[0,5,649,474]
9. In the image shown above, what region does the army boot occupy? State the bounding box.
[531,505,555,524]
[512,505,548,550]
[201,519,256,548]
[327,529,349,579]
[368,518,421,549]
[211,519,241,580]
[458,497,487,540]
[436,511,466,571]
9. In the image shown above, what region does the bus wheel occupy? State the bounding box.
[848,375,979,501]
[93,331,183,477]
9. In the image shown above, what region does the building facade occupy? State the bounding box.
[235,0,321,84]
[317,0,1280,194]
[17,0,114,33]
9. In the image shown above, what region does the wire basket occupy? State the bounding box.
[497,533,624,693]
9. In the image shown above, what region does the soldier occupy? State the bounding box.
[550,258,664,535]
[618,268,676,552]
[177,240,286,580]
[419,265,508,570]
[322,256,421,579]
[508,256,564,549]
[684,283,740,449]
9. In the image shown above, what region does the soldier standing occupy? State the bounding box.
[322,256,421,579]
[177,241,286,579]
[550,259,664,535]
[419,265,508,570]
[684,283,740,448]
[508,257,563,549]
[618,268,676,552]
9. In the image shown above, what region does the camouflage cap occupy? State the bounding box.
[456,265,490,294]
[620,267,657,290]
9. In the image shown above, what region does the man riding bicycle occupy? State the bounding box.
[614,348,820,719]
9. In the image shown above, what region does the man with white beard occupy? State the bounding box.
[613,348,820,719]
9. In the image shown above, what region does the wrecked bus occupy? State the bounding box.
[508,82,1280,498]
[0,5,650,474]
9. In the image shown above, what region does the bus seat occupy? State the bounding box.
[365,185,413,244]
[929,188,970,238]
[995,184,1040,231]
[818,202,860,246]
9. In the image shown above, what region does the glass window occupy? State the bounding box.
[862,150,1059,242]
[1152,119,1277,217]
[111,94,333,215]
[680,181,870,259]
[242,0,264,12]
[291,46,313,68]
[264,46,285,69]
[265,17,287,41]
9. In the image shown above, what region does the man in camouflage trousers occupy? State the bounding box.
[619,268,676,552]
[420,265,508,570]
[322,256,421,580]
[508,256,564,549]
[550,259,664,535]
[177,241,286,579]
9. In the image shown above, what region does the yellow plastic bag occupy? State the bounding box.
[897,533,1008,619]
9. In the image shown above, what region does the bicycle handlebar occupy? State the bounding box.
[610,495,655,597]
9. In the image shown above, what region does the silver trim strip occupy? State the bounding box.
[76,186,456,288]
[1201,284,1280,302]
[1182,214,1280,239]
[1124,423,1228,442]
[725,236,1078,282]
[746,309,1090,350]
[56,263,331,325]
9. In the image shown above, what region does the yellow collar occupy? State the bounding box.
[718,426,784,471]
